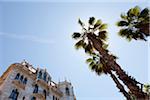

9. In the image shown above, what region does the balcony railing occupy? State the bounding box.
[35,78,49,89]
[12,80,25,90]
[32,90,45,100]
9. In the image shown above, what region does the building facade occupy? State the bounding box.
[0,61,76,100]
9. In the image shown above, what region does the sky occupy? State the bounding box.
[0,0,149,100]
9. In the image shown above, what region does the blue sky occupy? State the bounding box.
[0,1,149,100]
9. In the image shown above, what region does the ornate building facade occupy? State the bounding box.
[0,61,76,100]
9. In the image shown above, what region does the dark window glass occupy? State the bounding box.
[9,89,19,100]
[20,75,24,82]
[66,87,70,95]
[23,78,27,84]
[53,96,55,100]
[43,72,47,81]
[38,71,42,79]
[33,84,38,93]
[23,96,25,100]
[47,77,50,83]
[31,96,36,100]
[15,73,20,80]
[43,90,46,99]
[9,90,15,98]
[25,65,28,68]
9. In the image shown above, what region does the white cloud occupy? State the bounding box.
[0,32,55,44]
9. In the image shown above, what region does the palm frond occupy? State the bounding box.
[86,58,93,64]
[120,13,127,20]
[118,28,134,41]
[117,21,129,26]
[98,31,108,41]
[89,17,95,25]
[94,19,102,29]
[89,61,95,67]
[96,64,103,75]
[132,6,140,16]
[75,40,84,49]
[143,84,150,94]
[127,8,135,17]
[91,65,97,71]
[78,18,85,27]
[118,29,128,37]
[99,24,108,30]
[117,6,149,41]
[72,32,81,39]
[84,42,93,54]
[102,43,109,49]
[126,34,133,41]
[139,8,149,18]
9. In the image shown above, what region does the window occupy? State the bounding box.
[31,96,36,100]
[23,78,27,84]
[47,77,50,83]
[33,84,38,93]
[25,65,28,68]
[38,71,42,79]
[43,72,47,81]
[53,96,55,100]
[23,96,25,100]
[66,87,70,95]
[56,97,59,100]
[20,75,24,82]
[15,73,20,80]
[9,89,19,100]
[53,96,58,100]
[43,89,46,99]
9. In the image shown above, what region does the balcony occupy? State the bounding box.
[12,80,25,90]
[35,78,49,89]
[32,90,45,100]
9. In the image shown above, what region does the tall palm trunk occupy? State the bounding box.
[100,58,131,100]
[109,71,132,100]
[87,33,148,99]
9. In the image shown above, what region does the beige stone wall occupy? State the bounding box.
[0,63,76,100]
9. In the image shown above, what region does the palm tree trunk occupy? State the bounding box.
[87,33,148,99]
[109,71,132,100]
[100,58,131,100]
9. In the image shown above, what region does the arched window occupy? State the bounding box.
[38,71,42,79]
[43,72,47,81]
[9,89,19,100]
[31,96,36,100]
[9,89,15,98]
[47,77,50,83]
[23,78,27,84]
[43,89,46,99]
[53,96,55,100]
[66,87,70,95]
[23,96,25,100]
[20,75,24,82]
[15,73,20,80]
[33,84,38,93]
[25,64,28,68]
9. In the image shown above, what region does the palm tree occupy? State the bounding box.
[143,84,150,95]
[117,6,150,41]
[72,17,149,99]
[86,53,132,99]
